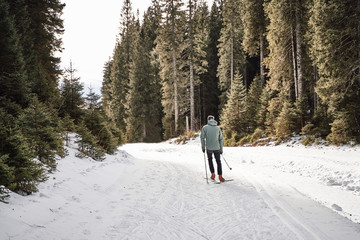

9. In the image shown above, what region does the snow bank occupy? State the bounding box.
[223,140,360,223]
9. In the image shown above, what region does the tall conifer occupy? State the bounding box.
[217,0,245,108]
[155,0,185,137]
[201,1,221,124]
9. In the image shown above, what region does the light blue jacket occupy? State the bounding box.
[200,119,223,152]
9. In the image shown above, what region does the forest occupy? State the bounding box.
[1,0,359,198]
[103,0,360,146]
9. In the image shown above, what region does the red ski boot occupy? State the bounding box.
[219,175,225,182]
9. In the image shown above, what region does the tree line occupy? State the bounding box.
[0,0,122,200]
[103,0,360,145]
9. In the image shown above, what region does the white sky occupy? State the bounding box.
[59,0,213,95]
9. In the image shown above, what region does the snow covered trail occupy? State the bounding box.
[1,138,360,239]
[121,141,360,240]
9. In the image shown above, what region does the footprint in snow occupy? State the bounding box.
[332,204,343,212]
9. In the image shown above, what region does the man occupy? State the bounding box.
[200,115,225,182]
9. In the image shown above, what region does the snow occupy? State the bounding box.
[1,136,360,239]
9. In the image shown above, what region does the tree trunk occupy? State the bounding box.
[189,0,195,131]
[313,65,319,112]
[171,0,178,134]
[291,25,298,100]
[173,50,178,134]
[143,122,146,141]
[259,31,265,87]
[230,23,234,91]
[295,0,303,99]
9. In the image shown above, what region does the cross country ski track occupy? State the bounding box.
[2,139,360,240]
[118,142,360,240]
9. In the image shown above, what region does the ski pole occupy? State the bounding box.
[204,151,209,184]
[221,154,232,170]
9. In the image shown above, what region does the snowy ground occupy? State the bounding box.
[1,136,360,239]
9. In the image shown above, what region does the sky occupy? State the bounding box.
[59,0,214,96]
[59,0,152,95]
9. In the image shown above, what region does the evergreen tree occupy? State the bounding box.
[201,1,221,124]
[86,87,101,110]
[0,0,29,107]
[84,90,121,154]
[220,73,248,140]
[25,0,65,104]
[240,0,267,85]
[127,4,163,143]
[244,75,263,132]
[217,0,245,108]
[275,99,297,137]
[264,0,309,102]
[256,85,273,131]
[264,0,293,97]
[75,121,105,161]
[101,60,114,120]
[19,96,65,171]
[59,61,85,122]
[155,0,185,137]
[182,0,209,131]
[308,0,360,143]
[0,107,47,194]
[110,0,138,133]
[110,41,128,131]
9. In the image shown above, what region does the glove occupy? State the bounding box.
[220,150,223,154]
[202,149,205,153]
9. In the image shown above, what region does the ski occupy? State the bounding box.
[213,179,234,184]
[204,177,234,183]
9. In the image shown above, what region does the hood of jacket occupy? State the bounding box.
[207,119,218,126]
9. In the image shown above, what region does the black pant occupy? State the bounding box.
[207,150,222,175]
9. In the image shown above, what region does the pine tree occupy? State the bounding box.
[127,4,163,143]
[201,1,221,124]
[220,73,248,139]
[256,85,273,131]
[101,60,114,120]
[75,121,105,161]
[0,154,14,202]
[84,90,121,153]
[217,0,245,108]
[264,0,293,96]
[19,96,65,171]
[181,0,209,131]
[275,99,297,137]
[110,41,129,131]
[308,0,360,142]
[240,0,267,85]
[110,0,138,133]
[86,87,101,110]
[0,107,47,194]
[192,0,210,130]
[0,0,29,107]
[25,0,65,104]
[244,75,263,132]
[59,61,85,122]
[155,0,185,137]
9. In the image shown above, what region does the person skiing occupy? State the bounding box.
[200,115,225,182]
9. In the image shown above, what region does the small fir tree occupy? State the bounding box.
[220,73,247,140]
[19,96,65,171]
[59,61,85,122]
[75,121,105,161]
[244,75,263,133]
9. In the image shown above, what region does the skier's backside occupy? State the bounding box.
[200,115,225,182]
